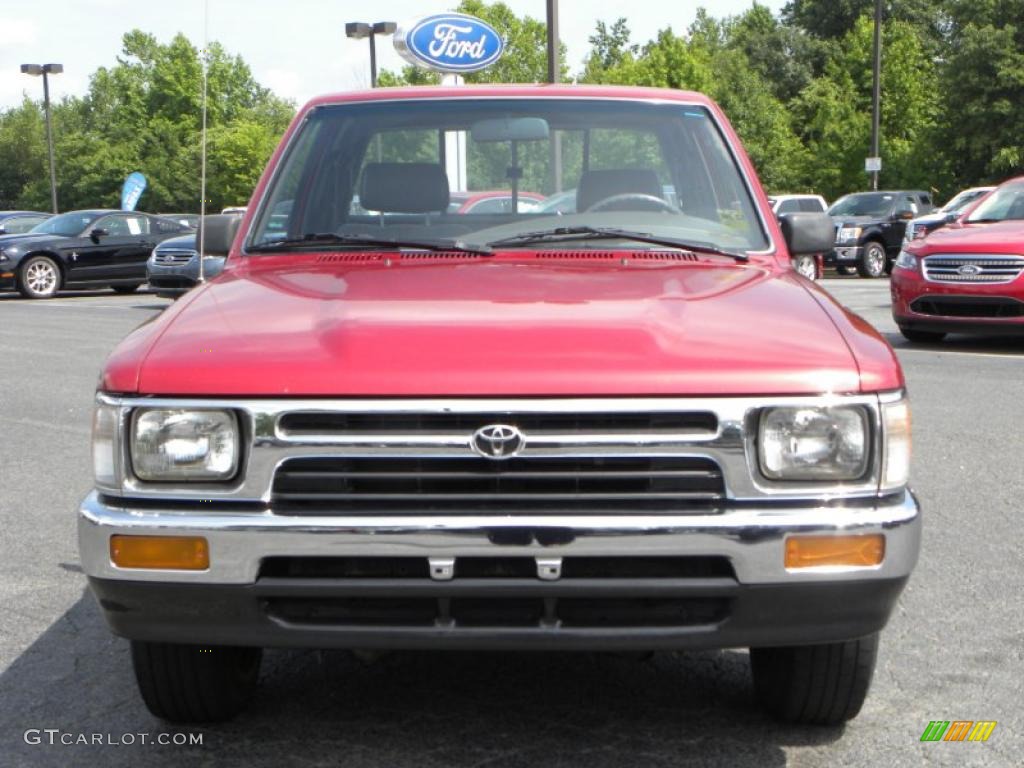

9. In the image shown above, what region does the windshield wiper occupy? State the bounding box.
[486,226,749,262]
[248,232,493,255]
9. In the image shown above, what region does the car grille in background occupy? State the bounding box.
[922,255,1024,284]
[272,455,725,513]
[153,249,197,266]
[911,296,1024,318]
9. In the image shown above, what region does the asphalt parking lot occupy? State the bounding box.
[0,279,1021,767]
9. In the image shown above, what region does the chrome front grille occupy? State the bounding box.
[100,395,893,505]
[153,249,197,266]
[272,455,725,513]
[923,254,1024,284]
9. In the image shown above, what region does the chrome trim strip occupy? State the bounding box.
[77,489,921,585]
[96,393,900,504]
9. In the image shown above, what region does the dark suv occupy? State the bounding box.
[827,191,934,278]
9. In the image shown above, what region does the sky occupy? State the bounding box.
[0,1,784,111]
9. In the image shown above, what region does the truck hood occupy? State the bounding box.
[917,220,1024,253]
[104,257,887,397]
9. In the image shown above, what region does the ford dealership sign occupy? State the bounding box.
[395,13,504,74]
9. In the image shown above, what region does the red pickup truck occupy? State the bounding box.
[79,85,920,725]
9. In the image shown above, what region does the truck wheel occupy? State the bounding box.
[18,255,62,299]
[130,641,262,723]
[857,242,887,279]
[899,326,946,343]
[750,633,878,725]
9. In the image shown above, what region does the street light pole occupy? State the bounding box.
[20,63,63,213]
[346,22,397,88]
[870,0,883,191]
[546,0,563,193]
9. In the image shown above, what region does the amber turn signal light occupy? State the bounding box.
[784,534,885,569]
[110,535,210,570]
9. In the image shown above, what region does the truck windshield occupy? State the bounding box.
[828,193,894,218]
[248,98,768,254]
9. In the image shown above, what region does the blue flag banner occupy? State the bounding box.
[121,172,147,211]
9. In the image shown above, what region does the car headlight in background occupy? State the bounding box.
[759,406,869,481]
[837,226,862,243]
[893,249,918,271]
[131,409,239,482]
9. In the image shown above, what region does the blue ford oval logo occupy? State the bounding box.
[395,13,504,74]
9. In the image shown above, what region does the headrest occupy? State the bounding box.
[360,163,450,213]
[576,168,663,213]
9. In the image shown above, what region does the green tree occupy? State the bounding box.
[792,15,940,198]
[0,30,294,212]
[938,2,1024,183]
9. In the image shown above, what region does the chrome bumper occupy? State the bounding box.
[79,490,921,586]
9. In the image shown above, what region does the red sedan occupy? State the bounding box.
[448,190,545,214]
[891,175,1024,342]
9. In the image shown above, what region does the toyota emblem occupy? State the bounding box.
[471,424,525,459]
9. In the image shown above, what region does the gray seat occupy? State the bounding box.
[359,163,450,214]
[576,168,663,213]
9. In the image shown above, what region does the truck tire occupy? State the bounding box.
[130,641,262,723]
[750,633,878,725]
[857,242,887,279]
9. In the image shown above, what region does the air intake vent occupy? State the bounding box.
[535,251,700,262]
[314,253,386,264]
[399,252,487,260]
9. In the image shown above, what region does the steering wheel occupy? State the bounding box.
[584,193,679,213]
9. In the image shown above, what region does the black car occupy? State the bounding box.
[826,190,935,278]
[0,211,51,235]
[0,210,193,298]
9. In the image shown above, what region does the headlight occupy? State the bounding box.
[131,409,239,482]
[759,406,869,481]
[894,249,918,271]
[837,226,861,243]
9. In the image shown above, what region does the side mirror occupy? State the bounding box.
[197,214,242,256]
[89,227,109,242]
[944,211,959,223]
[778,212,834,256]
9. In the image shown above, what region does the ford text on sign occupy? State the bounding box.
[395,13,504,74]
